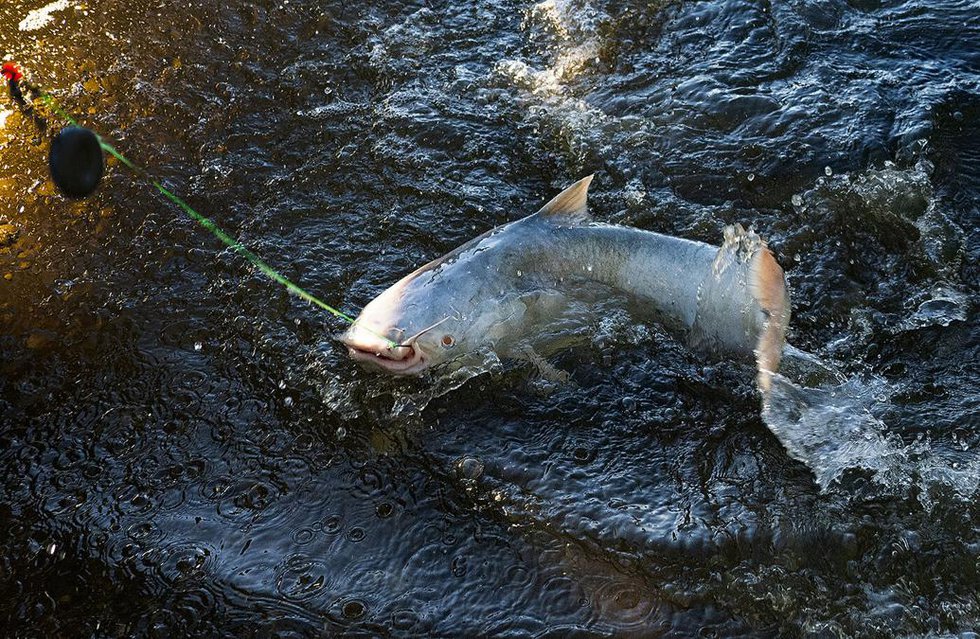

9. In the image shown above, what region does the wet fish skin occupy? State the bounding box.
[340,176,789,392]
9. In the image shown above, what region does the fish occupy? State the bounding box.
[340,176,790,393]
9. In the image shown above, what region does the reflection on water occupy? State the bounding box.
[1,0,979,636]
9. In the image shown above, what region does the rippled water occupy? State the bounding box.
[1,0,978,636]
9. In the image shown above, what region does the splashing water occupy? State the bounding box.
[763,372,909,491]
[763,368,980,505]
[18,1,73,32]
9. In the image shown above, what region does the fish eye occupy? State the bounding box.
[441,334,456,348]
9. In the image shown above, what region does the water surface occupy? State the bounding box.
[1,0,978,636]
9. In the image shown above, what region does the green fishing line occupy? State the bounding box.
[39,93,397,348]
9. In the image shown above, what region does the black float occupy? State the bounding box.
[48,126,105,198]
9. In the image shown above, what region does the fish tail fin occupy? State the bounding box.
[749,246,790,395]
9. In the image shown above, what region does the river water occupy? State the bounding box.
[1,0,978,636]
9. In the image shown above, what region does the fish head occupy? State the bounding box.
[339,264,516,375]
[339,175,596,375]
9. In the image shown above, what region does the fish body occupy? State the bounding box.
[341,176,789,392]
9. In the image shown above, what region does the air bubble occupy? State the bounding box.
[194,342,203,351]
[347,527,365,542]
[824,166,833,176]
[747,173,755,182]
[451,555,468,577]
[455,456,484,480]
[791,194,803,207]
[342,600,366,619]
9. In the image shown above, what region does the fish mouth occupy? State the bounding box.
[339,316,453,376]
[345,342,428,375]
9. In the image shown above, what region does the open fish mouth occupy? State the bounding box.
[345,342,428,375]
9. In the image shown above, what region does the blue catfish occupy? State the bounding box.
[340,176,790,392]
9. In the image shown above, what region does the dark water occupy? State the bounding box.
[1,0,978,636]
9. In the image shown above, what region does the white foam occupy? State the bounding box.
[763,374,909,490]
[19,1,71,32]
[763,370,980,505]
[497,0,601,96]
[0,109,12,129]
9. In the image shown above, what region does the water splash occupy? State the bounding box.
[313,346,504,426]
[501,0,603,95]
[763,373,909,491]
[903,287,968,330]
[390,351,504,418]
[19,1,73,32]
[494,0,616,175]
[762,369,980,505]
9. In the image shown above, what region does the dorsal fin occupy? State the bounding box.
[535,175,593,223]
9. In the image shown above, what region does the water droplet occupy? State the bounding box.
[319,516,341,535]
[342,600,366,619]
[747,173,755,182]
[194,342,203,351]
[791,194,803,207]
[336,427,347,440]
[293,528,315,544]
[824,166,833,176]
[455,456,484,480]
[284,396,294,407]
[278,380,286,389]
[587,265,593,272]
[47,543,57,555]
[793,253,801,262]
[516,270,522,277]
[347,527,365,542]
[572,447,593,464]
[451,555,468,577]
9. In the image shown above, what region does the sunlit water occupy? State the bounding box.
[1,0,978,636]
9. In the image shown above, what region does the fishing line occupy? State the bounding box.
[4,63,399,349]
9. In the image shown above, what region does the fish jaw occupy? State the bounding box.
[347,343,429,375]
[339,326,430,375]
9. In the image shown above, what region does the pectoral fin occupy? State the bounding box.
[512,345,573,386]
